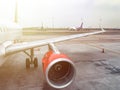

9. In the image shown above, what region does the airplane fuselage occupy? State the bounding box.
[0,21,22,43]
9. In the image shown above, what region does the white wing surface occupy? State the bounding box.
[2,28,105,56]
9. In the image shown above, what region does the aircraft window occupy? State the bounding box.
[2,26,5,32]
[4,26,7,32]
[2,27,4,32]
[0,27,4,32]
[6,27,8,32]
[0,27,1,32]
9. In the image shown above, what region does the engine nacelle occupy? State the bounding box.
[42,50,76,89]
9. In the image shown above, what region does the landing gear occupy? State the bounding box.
[34,57,38,68]
[26,58,30,68]
[24,48,38,68]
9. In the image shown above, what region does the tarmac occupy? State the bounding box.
[0,29,120,90]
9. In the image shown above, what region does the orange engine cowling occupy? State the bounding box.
[42,50,76,89]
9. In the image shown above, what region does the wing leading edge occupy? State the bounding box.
[4,28,105,56]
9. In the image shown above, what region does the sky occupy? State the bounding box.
[0,0,120,28]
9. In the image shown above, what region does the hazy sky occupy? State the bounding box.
[0,0,120,28]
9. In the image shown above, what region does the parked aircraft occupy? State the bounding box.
[69,22,83,31]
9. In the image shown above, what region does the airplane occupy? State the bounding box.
[69,22,83,31]
[0,1,106,89]
[0,27,105,89]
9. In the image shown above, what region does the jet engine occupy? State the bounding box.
[42,43,76,89]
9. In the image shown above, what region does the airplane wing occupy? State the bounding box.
[0,28,105,56]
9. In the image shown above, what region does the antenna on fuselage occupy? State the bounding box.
[14,0,18,23]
